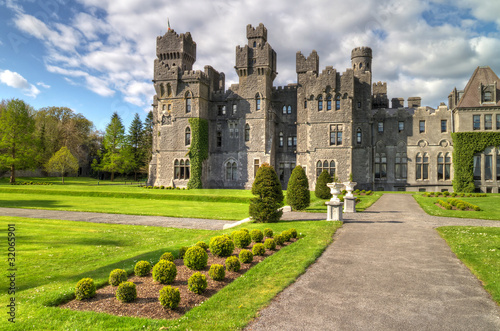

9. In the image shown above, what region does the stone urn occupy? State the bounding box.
[327,182,344,203]
[343,181,357,198]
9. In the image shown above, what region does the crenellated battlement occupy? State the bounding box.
[247,23,267,41]
[272,84,298,92]
[351,47,372,59]
[296,50,319,74]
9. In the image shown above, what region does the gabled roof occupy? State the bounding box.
[456,66,500,108]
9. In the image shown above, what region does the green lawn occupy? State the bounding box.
[305,192,383,213]
[0,216,341,330]
[437,226,500,304]
[414,194,500,220]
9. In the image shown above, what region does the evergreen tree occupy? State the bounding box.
[286,165,310,210]
[0,99,37,183]
[97,112,126,181]
[315,170,333,199]
[126,113,144,181]
[45,146,79,184]
[249,163,283,223]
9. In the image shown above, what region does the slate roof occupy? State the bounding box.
[456,66,500,108]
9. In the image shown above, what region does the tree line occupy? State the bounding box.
[0,98,153,183]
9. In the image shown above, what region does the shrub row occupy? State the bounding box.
[447,198,481,211]
[10,181,53,185]
[436,199,452,210]
[145,186,188,190]
[424,192,487,198]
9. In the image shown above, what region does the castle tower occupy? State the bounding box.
[156,29,196,71]
[351,47,372,74]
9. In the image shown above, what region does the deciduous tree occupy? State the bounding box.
[45,146,79,184]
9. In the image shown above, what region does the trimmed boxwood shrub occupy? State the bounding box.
[249,163,284,223]
[233,230,252,248]
[152,260,177,284]
[134,261,152,277]
[263,228,273,238]
[281,230,292,242]
[209,235,235,257]
[286,165,310,210]
[195,241,209,250]
[264,238,276,250]
[274,234,285,246]
[179,246,189,259]
[184,246,208,270]
[289,228,298,239]
[159,286,180,309]
[315,170,332,199]
[116,281,137,303]
[239,249,253,263]
[225,256,241,272]
[188,272,207,294]
[109,269,127,286]
[208,264,225,281]
[160,252,175,262]
[252,243,266,256]
[250,229,264,243]
[75,278,96,300]
[240,228,249,234]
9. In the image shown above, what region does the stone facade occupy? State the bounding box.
[148,24,500,193]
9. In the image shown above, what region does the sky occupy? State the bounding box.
[1,0,500,131]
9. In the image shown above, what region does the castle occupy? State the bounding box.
[148,23,500,193]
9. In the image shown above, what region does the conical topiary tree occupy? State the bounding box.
[249,163,283,223]
[315,170,333,199]
[286,165,310,211]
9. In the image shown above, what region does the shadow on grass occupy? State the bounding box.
[0,199,70,209]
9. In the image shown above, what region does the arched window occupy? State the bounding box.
[356,128,362,144]
[279,131,283,147]
[232,104,237,114]
[287,105,292,114]
[416,153,429,180]
[160,84,165,97]
[185,92,192,113]
[283,105,287,114]
[326,95,332,111]
[395,153,407,179]
[185,160,190,179]
[185,127,191,145]
[336,95,341,110]
[375,153,387,179]
[180,160,185,179]
[245,124,250,142]
[316,161,323,178]
[317,95,323,111]
[329,160,336,177]
[316,160,335,178]
[226,161,237,181]
[167,84,172,97]
[253,41,256,47]
[256,94,261,111]
[174,159,180,179]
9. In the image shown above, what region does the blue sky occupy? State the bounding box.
[1,0,500,131]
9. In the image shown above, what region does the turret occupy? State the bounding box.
[296,50,319,76]
[156,30,196,71]
[351,47,372,74]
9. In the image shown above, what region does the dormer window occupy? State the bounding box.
[484,91,492,102]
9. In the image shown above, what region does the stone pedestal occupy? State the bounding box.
[326,201,343,221]
[343,196,356,213]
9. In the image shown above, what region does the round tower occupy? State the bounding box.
[351,47,372,73]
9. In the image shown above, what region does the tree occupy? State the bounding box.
[96,112,126,181]
[249,163,284,223]
[142,110,154,169]
[126,113,144,181]
[315,170,333,199]
[286,165,310,210]
[45,147,79,184]
[0,99,37,183]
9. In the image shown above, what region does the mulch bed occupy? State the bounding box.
[434,203,474,211]
[61,238,297,320]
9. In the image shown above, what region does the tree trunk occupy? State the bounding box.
[111,171,114,182]
[62,175,65,184]
[10,164,15,184]
[134,170,137,182]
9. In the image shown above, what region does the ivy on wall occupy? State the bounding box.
[451,132,500,192]
[187,118,208,189]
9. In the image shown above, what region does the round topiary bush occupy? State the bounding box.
[160,252,175,262]
[208,264,225,281]
[286,165,310,211]
[159,286,180,309]
[195,241,209,251]
[209,235,235,257]
[179,246,189,259]
[239,249,253,263]
[134,261,152,277]
[109,269,127,286]
[264,238,276,250]
[274,234,285,246]
[315,170,333,199]
[152,260,177,284]
[184,246,208,270]
[263,228,273,238]
[281,230,292,242]
[250,229,264,243]
[252,243,266,256]
[225,256,241,272]
[116,281,137,303]
[240,228,249,234]
[188,272,207,294]
[232,230,252,248]
[75,278,96,300]
[289,228,298,239]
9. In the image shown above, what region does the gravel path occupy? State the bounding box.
[246,194,500,330]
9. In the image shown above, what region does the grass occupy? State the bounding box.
[305,192,383,213]
[0,216,341,330]
[414,194,500,220]
[437,226,500,304]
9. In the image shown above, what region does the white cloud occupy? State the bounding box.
[0,69,40,97]
[37,82,51,88]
